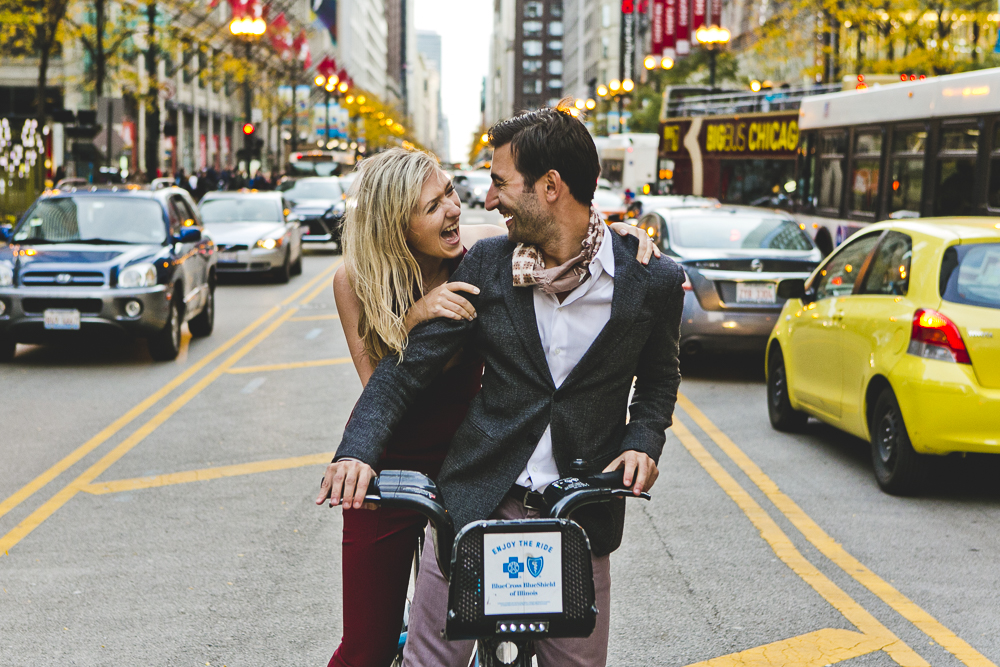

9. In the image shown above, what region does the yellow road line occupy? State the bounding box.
[79,452,334,495]
[0,307,300,556]
[676,394,997,667]
[684,628,886,667]
[0,259,341,525]
[289,314,340,321]
[227,357,352,374]
[671,417,927,667]
[302,272,334,305]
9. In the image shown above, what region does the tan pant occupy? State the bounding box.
[401,495,612,667]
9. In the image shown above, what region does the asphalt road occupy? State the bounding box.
[1,239,998,666]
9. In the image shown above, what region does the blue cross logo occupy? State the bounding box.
[503,556,524,579]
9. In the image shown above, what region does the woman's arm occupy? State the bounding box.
[333,264,377,387]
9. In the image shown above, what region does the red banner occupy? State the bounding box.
[692,0,706,30]
[710,0,722,27]
[677,0,690,55]
[651,0,665,54]
[664,0,677,56]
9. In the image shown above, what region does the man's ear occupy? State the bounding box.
[542,169,562,203]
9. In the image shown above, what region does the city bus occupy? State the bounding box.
[657,68,1000,254]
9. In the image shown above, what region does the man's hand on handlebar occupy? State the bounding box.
[316,458,376,509]
[602,450,659,495]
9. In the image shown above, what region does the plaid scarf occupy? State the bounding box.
[511,208,604,296]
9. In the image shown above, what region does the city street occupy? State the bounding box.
[2,243,998,666]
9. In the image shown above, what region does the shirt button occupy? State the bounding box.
[553,348,562,356]
[532,465,538,472]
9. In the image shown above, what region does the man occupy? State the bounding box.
[319,104,685,665]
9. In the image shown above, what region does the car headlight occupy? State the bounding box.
[118,262,157,288]
[473,187,483,195]
[0,262,12,287]
[256,237,283,250]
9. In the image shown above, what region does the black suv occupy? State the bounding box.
[0,186,217,361]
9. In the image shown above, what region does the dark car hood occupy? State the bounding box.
[3,243,163,272]
[290,199,337,214]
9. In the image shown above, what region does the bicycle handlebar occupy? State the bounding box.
[362,468,650,580]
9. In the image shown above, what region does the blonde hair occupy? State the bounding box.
[342,148,439,363]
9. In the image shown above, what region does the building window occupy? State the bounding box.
[547,60,563,75]
[523,40,543,56]
[523,79,542,95]
[523,20,543,36]
[548,21,563,36]
[523,59,543,74]
[602,4,611,27]
[548,79,563,90]
[547,40,563,52]
[601,36,609,58]
[525,1,544,18]
[551,2,562,18]
[547,98,562,107]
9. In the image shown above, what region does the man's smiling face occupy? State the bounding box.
[485,143,554,246]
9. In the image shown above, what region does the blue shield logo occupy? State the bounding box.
[526,556,544,577]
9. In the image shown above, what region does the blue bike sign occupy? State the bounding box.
[483,532,563,615]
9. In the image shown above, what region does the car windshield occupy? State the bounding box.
[941,243,1000,309]
[13,197,166,244]
[466,173,492,186]
[200,198,282,223]
[282,180,342,200]
[671,215,814,251]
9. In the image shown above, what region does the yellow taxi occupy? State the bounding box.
[765,218,1000,494]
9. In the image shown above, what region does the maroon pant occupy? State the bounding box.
[326,506,426,667]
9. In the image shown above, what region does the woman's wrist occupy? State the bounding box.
[405,300,426,331]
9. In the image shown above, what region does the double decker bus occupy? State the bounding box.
[657,69,1000,254]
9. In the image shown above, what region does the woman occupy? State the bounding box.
[320,148,658,667]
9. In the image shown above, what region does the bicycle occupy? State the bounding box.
[366,463,650,667]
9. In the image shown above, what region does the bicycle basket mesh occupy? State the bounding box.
[451,527,485,623]
[561,525,593,620]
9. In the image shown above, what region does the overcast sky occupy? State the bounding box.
[413,0,492,164]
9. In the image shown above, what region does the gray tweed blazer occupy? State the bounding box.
[335,231,685,556]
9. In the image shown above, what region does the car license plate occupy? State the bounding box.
[44,309,81,330]
[736,282,777,304]
[219,251,239,262]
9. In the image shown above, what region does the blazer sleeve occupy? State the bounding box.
[619,262,685,463]
[333,243,485,466]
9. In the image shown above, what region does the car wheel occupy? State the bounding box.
[148,296,182,361]
[767,348,808,432]
[273,250,291,284]
[871,387,928,495]
[188,284,215,338]
[291,252,303,276]
[0,334,15,362]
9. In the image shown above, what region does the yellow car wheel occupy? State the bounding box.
[871,387,929,495]
[767,348,808,432]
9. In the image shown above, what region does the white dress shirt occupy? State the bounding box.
[516,227,616,491]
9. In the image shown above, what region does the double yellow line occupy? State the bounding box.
[674,393,995,667]
[0,259,341,556]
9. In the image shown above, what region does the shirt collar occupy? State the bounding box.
[588,223,616,279]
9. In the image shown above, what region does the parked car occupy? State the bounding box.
[279,177,346,248]
[766,218,1000,494]
[625,194,719,220]
[0,187,217,361]
[635,205,821,354]
[453,171,493,208]
[198,191,303,282]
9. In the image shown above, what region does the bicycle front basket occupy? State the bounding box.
[445,519,596,640]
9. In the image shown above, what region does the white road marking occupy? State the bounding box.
[241,377,266,394]
[305,328,323,340]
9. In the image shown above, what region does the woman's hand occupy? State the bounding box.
[405,282,480,330]
[609,222,662,265]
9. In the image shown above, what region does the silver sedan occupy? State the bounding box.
[635,205,822,355]
[199,192,304,283]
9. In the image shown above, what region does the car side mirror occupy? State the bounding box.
[777,279,806,300]
[0,226,11,242]
[175,227,202,243]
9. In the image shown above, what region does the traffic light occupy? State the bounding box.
[242,122,255,136]
[237,123,264,161]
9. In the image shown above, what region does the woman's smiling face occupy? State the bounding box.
[406,167,464,260]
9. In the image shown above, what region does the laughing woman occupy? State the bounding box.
[318,148,658,667]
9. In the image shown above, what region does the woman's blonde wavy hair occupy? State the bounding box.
[342,147,439,363]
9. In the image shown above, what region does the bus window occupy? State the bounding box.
[817,131,846,214]
[851,130,882,217]
[935,123,978,216]
[889,126,926,217]
[988,124,1000,209]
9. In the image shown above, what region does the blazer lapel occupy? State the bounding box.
[496,251,556,388]
[561,232,650,387]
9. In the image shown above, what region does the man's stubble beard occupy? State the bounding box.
[507,192,556,246]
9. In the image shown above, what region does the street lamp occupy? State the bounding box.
[315,72,341,147]
[695,25,731,90]
[229,16,267,167]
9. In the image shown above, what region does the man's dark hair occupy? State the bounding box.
[487,101,600,205]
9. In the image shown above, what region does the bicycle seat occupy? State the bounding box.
[445,519,597,641]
